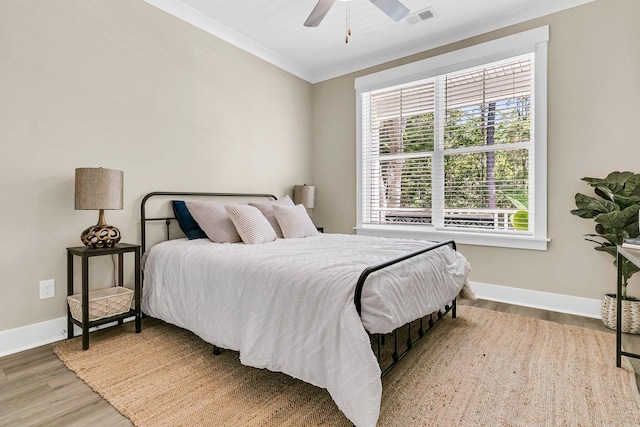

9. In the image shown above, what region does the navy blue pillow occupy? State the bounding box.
[172,200,208,240]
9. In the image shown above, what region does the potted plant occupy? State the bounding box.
[570,171,640,333]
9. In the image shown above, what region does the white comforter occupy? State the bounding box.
[142,233,470,426]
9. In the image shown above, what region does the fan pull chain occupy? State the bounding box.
[345,2,351,43]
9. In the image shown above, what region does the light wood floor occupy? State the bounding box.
[1,300,639,426]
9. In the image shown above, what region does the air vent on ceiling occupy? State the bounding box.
[405,7,435,25]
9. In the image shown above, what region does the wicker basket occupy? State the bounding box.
[68,287,134,322]
[601,293,640,334]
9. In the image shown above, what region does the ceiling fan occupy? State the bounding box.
[304,0,410,27]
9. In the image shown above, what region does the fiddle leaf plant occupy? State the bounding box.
[570,171,640,299]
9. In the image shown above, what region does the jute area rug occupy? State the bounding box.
[53,306,640,426]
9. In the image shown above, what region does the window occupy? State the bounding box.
[355,27,548,250]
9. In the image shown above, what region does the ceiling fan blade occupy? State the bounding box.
[304,0,337,27]
[369,0,410,21]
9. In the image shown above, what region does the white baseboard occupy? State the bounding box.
[0,317,68,358]
[0,284,602,358]
[0,316,135,358]
[469,281,602,319]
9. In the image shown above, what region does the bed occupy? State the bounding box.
[140,192,472,427]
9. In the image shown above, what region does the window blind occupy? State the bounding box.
[361,53,534,234]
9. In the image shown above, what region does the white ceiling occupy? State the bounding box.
[144,0,593,83]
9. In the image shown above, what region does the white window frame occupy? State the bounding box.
[355,26,549,250]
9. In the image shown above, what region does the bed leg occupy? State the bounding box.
[452,298,457,318]
[392,330,399,362]
[406,323,412,349]
[419,318,424,337]
[213,345,221,355]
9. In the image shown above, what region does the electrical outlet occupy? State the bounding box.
[39,279,55,299]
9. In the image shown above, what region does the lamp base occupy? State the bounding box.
[81,224,121,248]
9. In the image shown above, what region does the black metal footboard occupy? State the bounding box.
[354,239,458,377]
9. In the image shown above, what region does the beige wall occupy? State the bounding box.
[312,0,640,301]
[0,0,313,331]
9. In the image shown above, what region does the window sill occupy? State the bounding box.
[355,225,549,251]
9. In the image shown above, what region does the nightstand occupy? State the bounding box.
[616,245,640,367]
[66,243,141,350]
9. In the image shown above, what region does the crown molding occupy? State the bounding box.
[143,0,316,82]
[144,0,594,84]
[310,0,593,83]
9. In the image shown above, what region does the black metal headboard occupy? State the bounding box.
[140,191,276,254]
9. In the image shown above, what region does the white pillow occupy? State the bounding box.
[185,200,241,243]
[249,195,294,238]
[226,204,277,244]
[273,204,319,239]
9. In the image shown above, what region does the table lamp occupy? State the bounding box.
[293,184,315,216]
[75,167,124,248]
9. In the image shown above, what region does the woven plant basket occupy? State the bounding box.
[601,293,640,334]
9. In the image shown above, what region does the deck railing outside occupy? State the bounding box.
[378,207,521,231]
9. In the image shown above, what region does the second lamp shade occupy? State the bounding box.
[293,185,315,209]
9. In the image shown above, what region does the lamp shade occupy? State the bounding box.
[293,184,315,209]
[75,168,123,210]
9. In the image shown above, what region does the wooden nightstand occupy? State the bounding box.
[66,243,141,350]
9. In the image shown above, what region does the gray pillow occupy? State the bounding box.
[249,195,294,238]
[185,200,241,243]
[273,204,319,239]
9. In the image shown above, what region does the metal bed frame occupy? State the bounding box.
[140,191,457,377]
